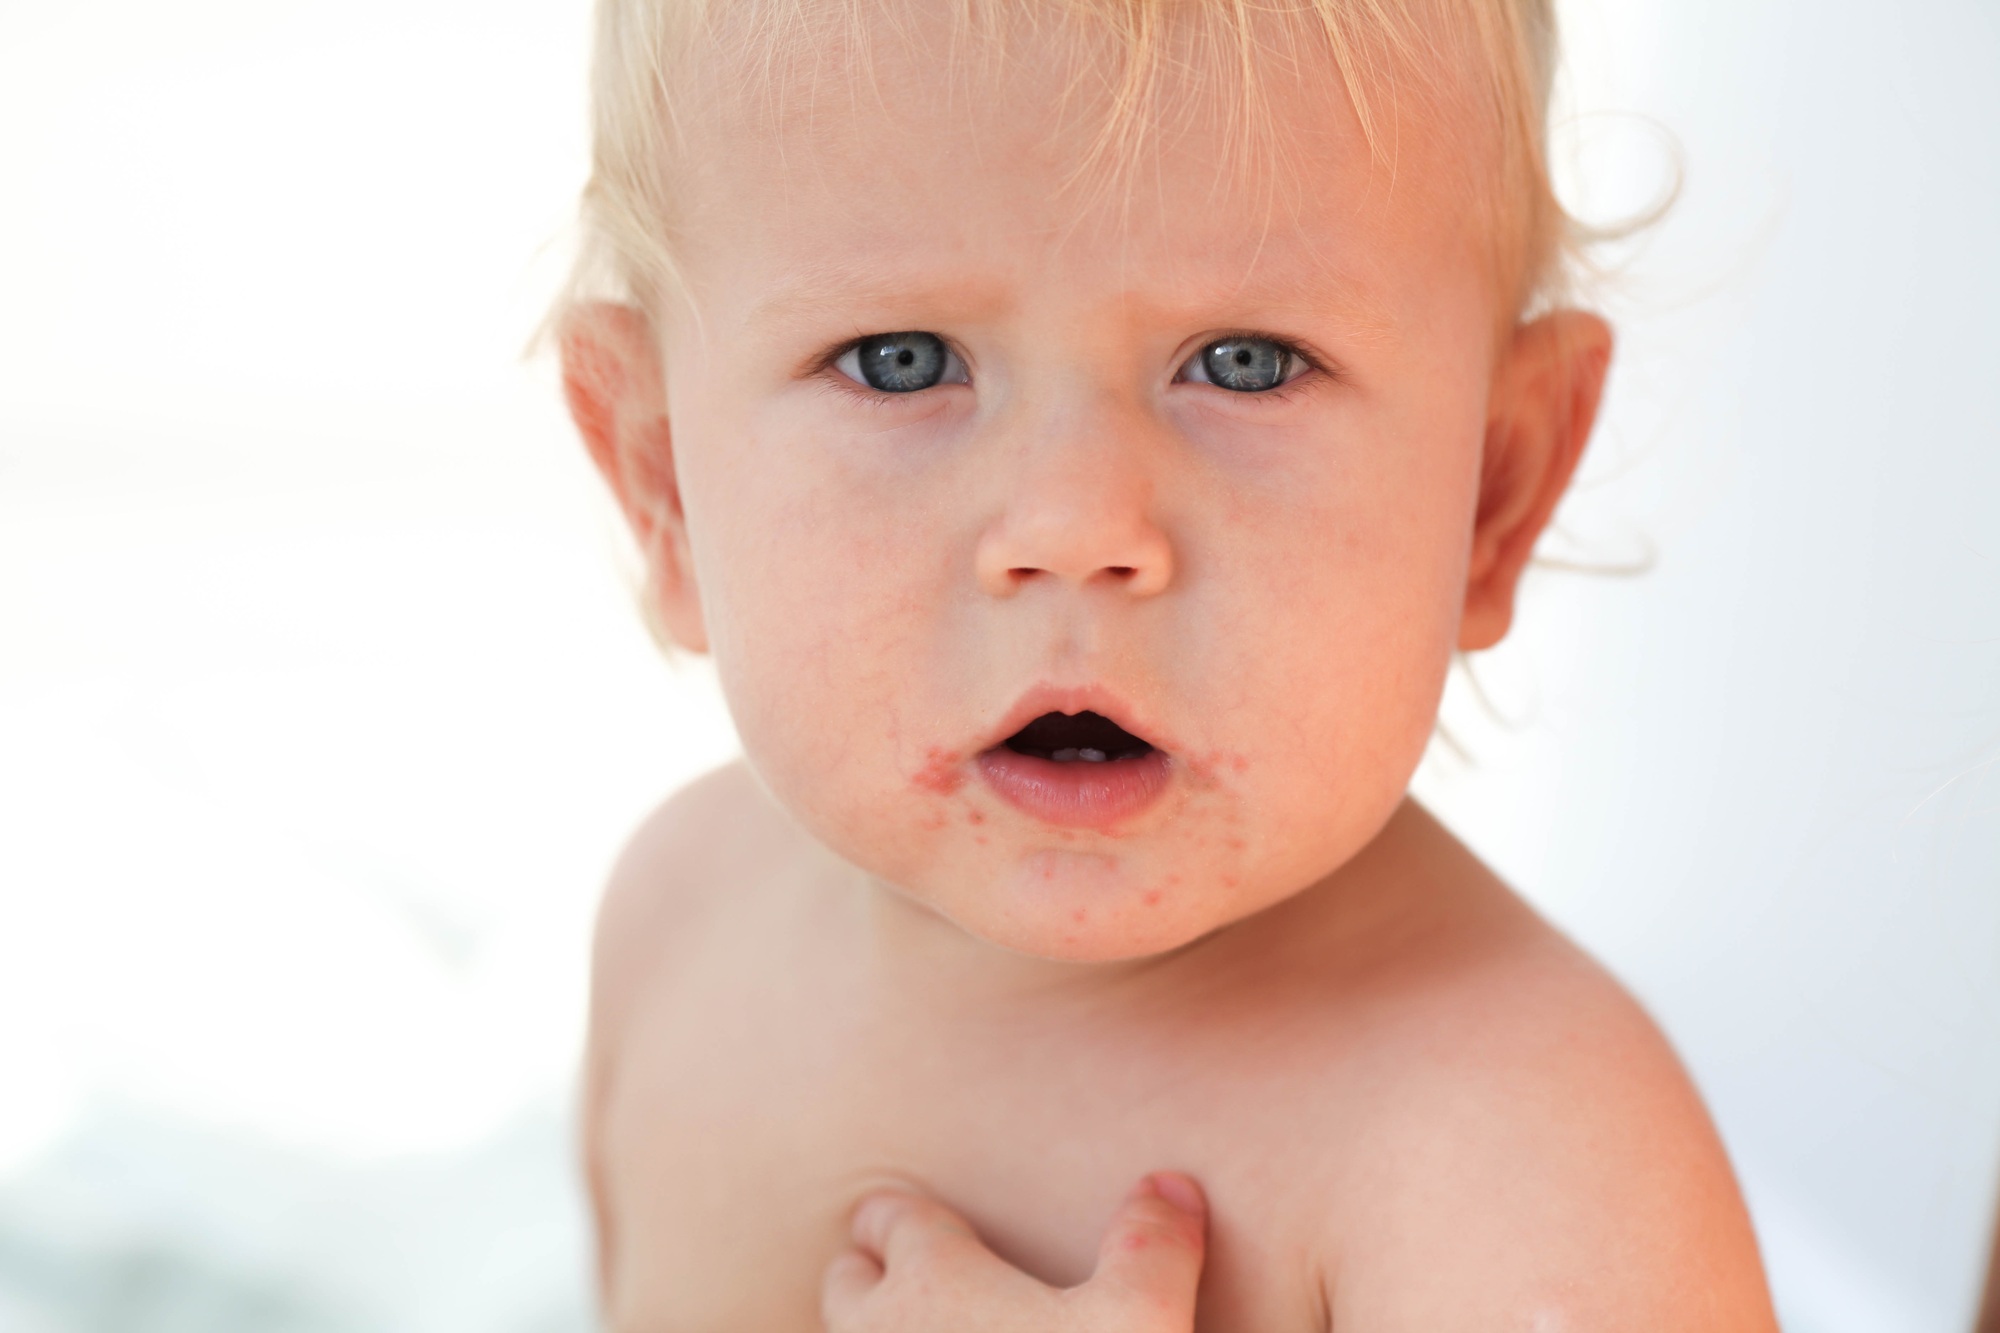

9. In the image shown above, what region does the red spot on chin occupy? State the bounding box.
[973,834,989,846]
[966,808,986,825]
[1231,754,1249,774]
[1143,890,1162,907]
[1072,908,1088,923]
[1221,875,1240,888]
[1123,1233,1151,1251]
[1224,836,1245,851]
[912,747,965,796]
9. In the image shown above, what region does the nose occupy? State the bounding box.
[973,395,1176,599]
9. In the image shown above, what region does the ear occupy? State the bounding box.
[1459,310,1614,651]
[560,302,709,653]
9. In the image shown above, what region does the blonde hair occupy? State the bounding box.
[555,0,1576,334]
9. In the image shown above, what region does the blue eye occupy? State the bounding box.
[836,332,968,393]
[1184,337,1300,393]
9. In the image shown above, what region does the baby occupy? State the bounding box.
[556,0,1780,1327]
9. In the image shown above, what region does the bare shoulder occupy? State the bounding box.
[577,759,821,1297]
[1321,807,1778,1331]
[585,758,808,1050]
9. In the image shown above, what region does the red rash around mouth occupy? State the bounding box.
[912,747,967,796]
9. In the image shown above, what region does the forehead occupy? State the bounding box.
[666,0,1491,337]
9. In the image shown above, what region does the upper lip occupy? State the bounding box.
[974,683,1173,759]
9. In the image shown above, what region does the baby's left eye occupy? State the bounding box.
[1178,336,1307,393]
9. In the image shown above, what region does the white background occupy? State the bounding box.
[1,1,1995,1330]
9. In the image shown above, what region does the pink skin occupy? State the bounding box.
[662,54,1467,961]
[564,8,1609,966]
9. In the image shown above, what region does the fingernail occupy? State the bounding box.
[1148,1172,1204,1216]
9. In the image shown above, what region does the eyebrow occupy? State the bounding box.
[737,259,1016,337]
[735,251,1401,349]
[1175,276,1401,346]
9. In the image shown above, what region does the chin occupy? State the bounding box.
[939,849,1232,964]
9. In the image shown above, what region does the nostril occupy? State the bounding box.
[1108,566,1135,578]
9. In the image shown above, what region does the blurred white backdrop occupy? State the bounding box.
[0,1,1994,1331]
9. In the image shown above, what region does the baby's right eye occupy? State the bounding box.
[834,332,969,393]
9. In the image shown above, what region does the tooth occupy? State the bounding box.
[1052,748,1080,762]
[1079,748,1107,762]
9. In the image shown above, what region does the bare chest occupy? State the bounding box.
[593,955,1340,1333]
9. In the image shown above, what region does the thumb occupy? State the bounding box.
[1087,1173,1207,1318]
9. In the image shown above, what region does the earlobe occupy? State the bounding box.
[1459,310,1614,652]
[559,302,710,654]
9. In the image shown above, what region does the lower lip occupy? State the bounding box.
[975,748,1174,829]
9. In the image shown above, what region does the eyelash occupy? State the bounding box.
[811,332,1334,402]
[810,335,972,409]
[1183,336,1328,405]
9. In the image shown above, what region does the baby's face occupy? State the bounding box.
[575,11,1603,961]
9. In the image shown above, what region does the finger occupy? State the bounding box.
[820,1247,886,1330]
[1089,1172,1208,1315]
[850,1188,989,1275]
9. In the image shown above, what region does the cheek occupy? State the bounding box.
[678,411,962,852]
[1198,393,1482,825]
[1206,396,1479,680]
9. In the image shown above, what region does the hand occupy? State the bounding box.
[821,1172,1208,1333]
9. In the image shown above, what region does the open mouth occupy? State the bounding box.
[976,709,1172,828]
[1000,711,1156,764]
